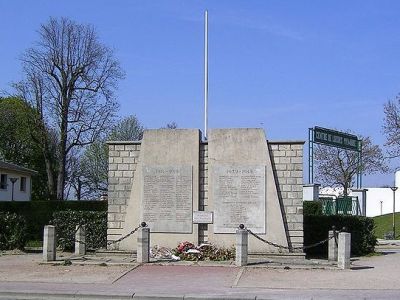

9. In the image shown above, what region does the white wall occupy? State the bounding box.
[365,188,400,217]
[0,170,32,201]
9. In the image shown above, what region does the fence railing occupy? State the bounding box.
[320,196,361,216]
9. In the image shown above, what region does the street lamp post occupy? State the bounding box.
[390,186,398,239]
[380,200,383,216]
[9,178,18,201]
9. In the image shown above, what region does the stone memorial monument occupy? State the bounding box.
[107,128,304,256]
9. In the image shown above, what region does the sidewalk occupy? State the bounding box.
[1,248,400,299]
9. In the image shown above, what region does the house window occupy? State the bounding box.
[20,177,26,192]
[0,174,7,190]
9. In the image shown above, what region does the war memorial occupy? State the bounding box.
[106,128,305,256]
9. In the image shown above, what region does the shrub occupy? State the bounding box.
[0,212,28,250]
[303,201,322,216]
[0,201,107,241]
[50,210,107,250]
[304,215,376,257]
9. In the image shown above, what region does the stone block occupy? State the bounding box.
[288,222,303,230]
[108,221,122,229]
[109,150,120,157]
[291,157,303,164]
[338,232,351,269]
[118,164,130,171]
[285,150,297,157]
[122,157,135,164]
[235,229,248,266]
[124,144,136,151]
[328,230,338,261]
[43,225,56,262]
[123,171,134,177]
[137,227,150,263]
[290,171,303,178]
[75,225,86,255]
[273,150,286,157]
[278,144,291,150]
[114,157,123,163]
[269,144,279,150]
[290,144,303,150]
[275,164,287,171]
[290,236,303,243]
[120,151,129,157]
[286,206,297,214]
[109,164,118,171]
[115,144,125,151]
[108,144,115,151]
[279,157,291,164]
[289,230,304,237]
[108,205,120,213]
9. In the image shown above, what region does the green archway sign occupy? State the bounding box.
[309,127,362,188]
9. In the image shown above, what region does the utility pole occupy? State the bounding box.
[390,186,398,239]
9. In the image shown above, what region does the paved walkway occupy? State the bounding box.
[0,247,400,299]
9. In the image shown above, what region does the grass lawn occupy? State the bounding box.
[373,212,400,239]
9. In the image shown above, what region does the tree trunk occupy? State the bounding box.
[56,98,69,201]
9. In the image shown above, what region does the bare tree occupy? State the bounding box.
[315,135,387,196]
[15,17,124,200]
[162,121,178,129]
[383,96,400,158]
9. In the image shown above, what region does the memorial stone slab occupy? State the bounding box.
[141,165,193,233]
[193,211,213,224]
[213,165,266,233]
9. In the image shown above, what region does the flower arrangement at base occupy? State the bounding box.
[174,241,235,261]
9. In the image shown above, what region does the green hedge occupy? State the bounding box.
[0,201,107,241]
[303,201,322,216]
[304,215,376,257]
[0,212,28,250]
[50,210,107,250]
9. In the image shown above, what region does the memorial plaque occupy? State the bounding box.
[213,165,265,233]
[193,211,213,224]
[141,165,192,233]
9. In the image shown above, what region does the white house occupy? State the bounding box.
[0,161,37,201]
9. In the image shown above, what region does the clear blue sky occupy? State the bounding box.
[1,1,400,186]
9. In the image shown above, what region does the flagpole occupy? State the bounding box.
[204,10,209,140]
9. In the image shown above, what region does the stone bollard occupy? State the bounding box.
[235,224,248,267]
[75,225,86,255]
[328,227,338,261]
[43,225,56,262]
[137,223,150,263]
[338,231,351,269]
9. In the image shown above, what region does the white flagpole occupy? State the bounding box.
[204,10,209,140]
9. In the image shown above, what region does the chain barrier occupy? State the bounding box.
[72,223,145,249]
[245,225,343,252]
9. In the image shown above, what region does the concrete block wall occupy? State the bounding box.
[268,141,304,251]
[107,139,304,250]
[107,141,141,245]
[199,143,209,243]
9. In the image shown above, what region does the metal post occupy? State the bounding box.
[390,186,398,239]
[380,200,383,216]
[308,128,314,184]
